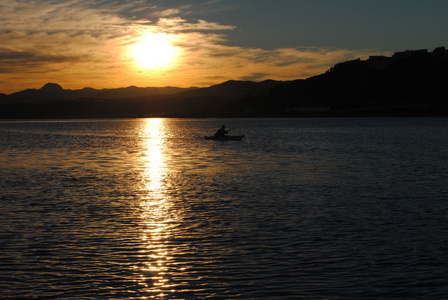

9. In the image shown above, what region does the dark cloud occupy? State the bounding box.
[0,51,35,60]
[0,49,83,74]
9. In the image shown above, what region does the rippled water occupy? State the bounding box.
[1,118,448,299]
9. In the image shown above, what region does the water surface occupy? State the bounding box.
[1,118,448,299]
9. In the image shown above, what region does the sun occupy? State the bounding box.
[131,32,178,69]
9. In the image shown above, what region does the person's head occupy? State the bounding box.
[221,125,225,129]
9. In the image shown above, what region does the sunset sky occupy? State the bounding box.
[1,0,448,94]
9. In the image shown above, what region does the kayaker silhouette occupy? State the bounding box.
[214,125,228,137]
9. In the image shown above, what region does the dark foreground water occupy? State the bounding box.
[1,118,448,299]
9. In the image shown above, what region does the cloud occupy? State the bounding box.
[1,0,124,33]
[0,50,35,61]
[239,73,270,82]
[157,17,236,32]
[166,35,385,87]
[0,1,134,87]
[0,0,389,94]
[157,8,182,17]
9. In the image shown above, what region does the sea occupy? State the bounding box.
[1,117,448,299]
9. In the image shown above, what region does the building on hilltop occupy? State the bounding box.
[433,46,447,59]
[367,56,391,70]
[392,49,428,60]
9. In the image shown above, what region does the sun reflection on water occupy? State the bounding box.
[137,118,175,296]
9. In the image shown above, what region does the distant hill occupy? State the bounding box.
[2,84,199,104]
[227,46,448,117]
[1,46,448,118]
[176,80,281,98]
[0,79,288,118]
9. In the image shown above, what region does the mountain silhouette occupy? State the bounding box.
[40,83,64,92]
[1,46,447,118]
[3,84,198,104]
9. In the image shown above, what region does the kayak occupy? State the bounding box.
[205,135,245,141]
[205,135,244,141]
